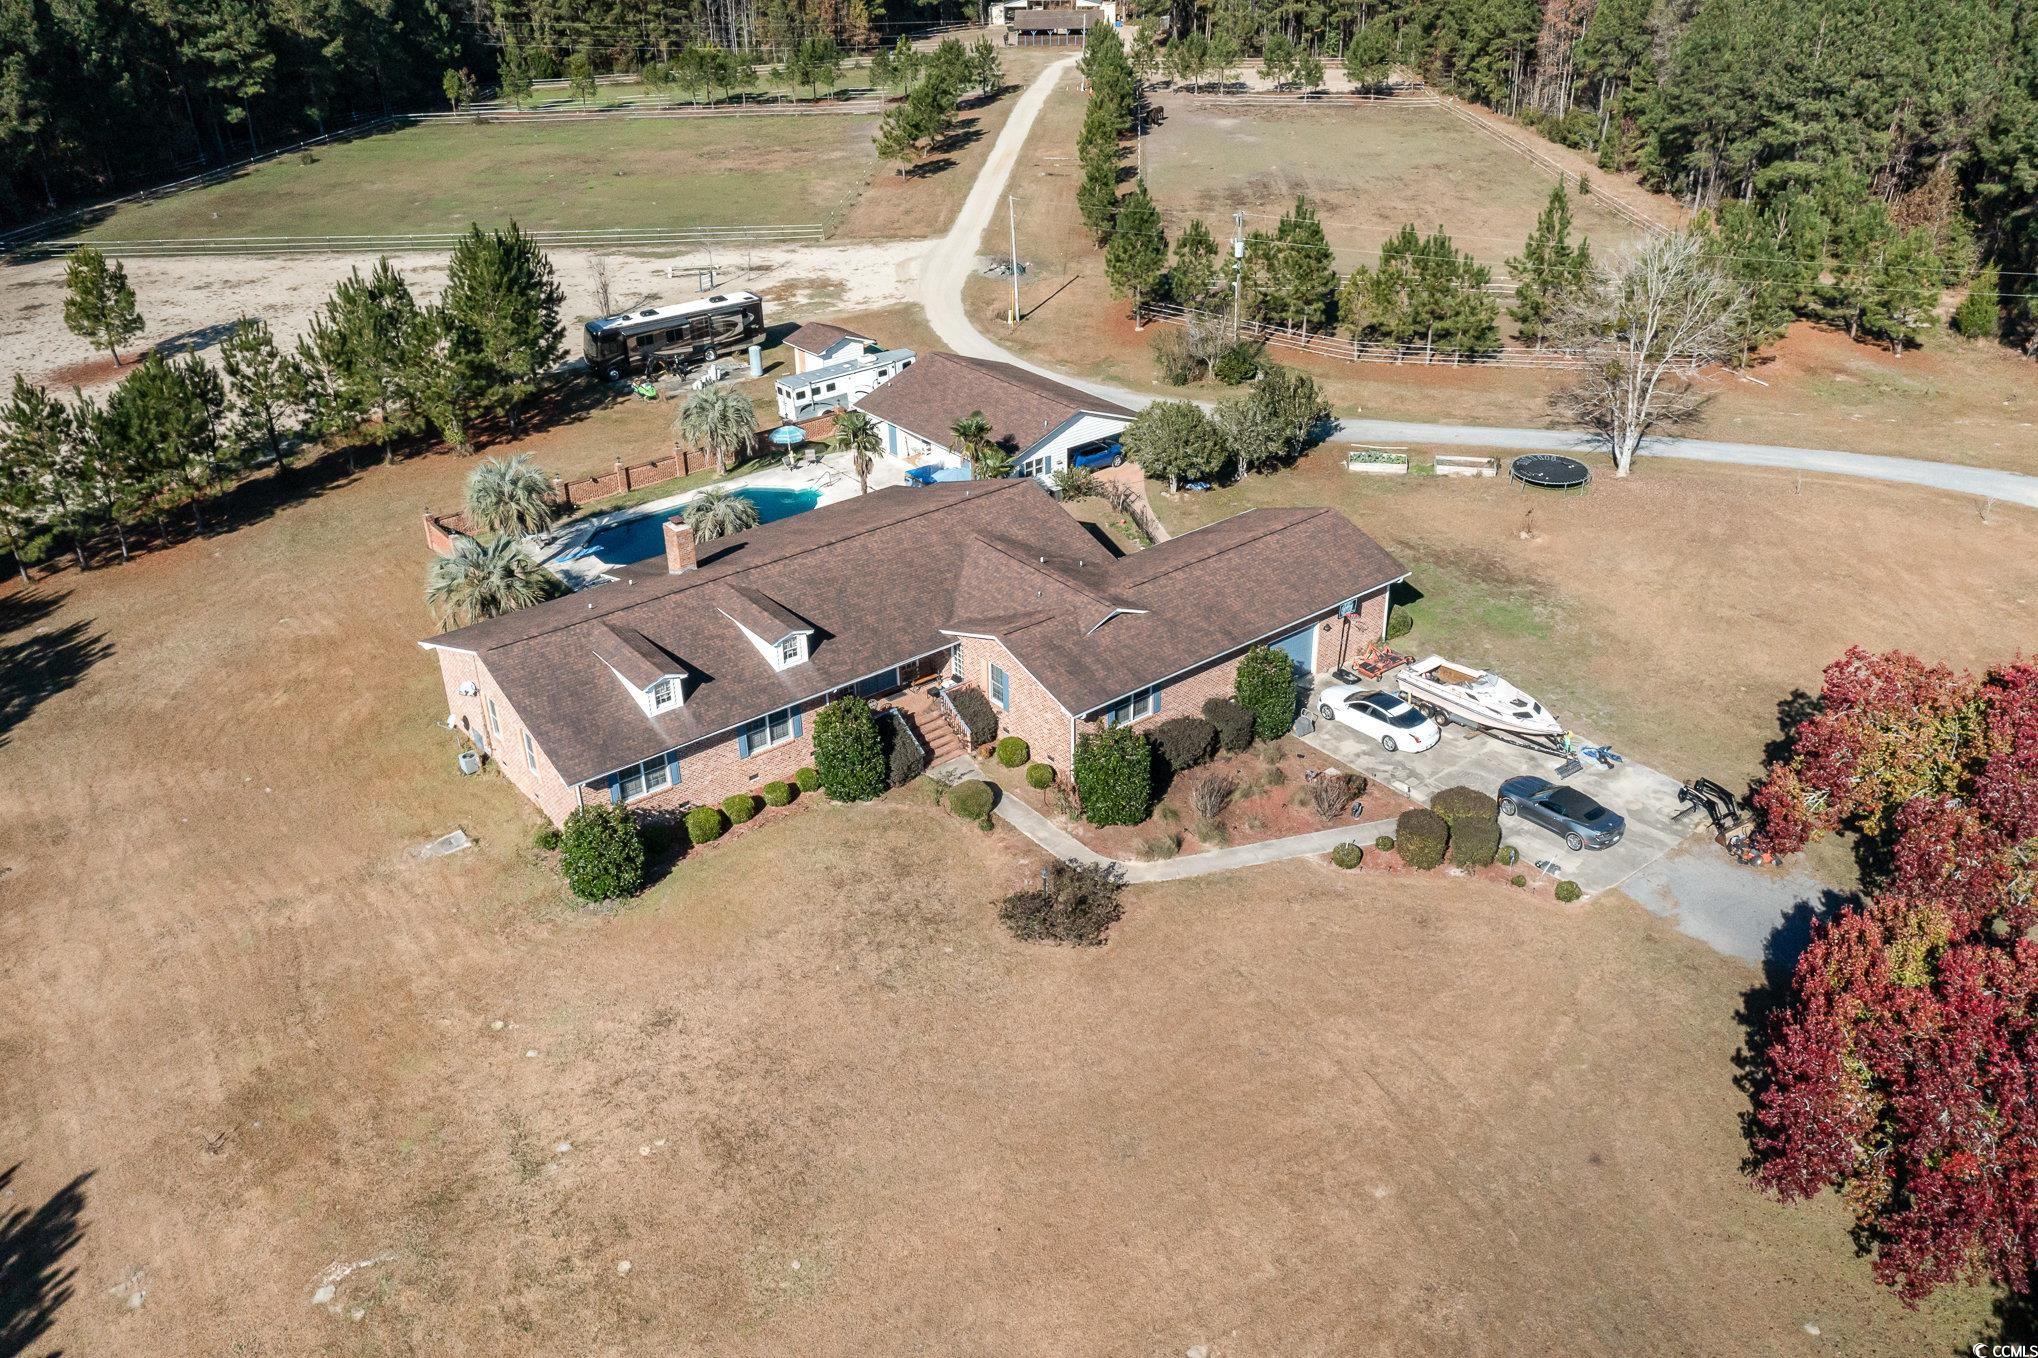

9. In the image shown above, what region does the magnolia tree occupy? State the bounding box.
[1551,230,1747,475]
[1749,648,2038,1304]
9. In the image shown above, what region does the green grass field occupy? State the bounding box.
[74,114,880,242]
[1141,100,1643,273]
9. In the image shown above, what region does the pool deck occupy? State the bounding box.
[533,451,921,587]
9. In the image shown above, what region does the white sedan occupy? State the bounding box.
[1315,686,1442,753]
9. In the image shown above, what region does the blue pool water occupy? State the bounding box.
[583,488,820,563]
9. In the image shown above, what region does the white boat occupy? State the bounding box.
[1394,655,1564,739]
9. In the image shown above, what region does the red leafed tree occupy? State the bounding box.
[1749,650,2038,1303]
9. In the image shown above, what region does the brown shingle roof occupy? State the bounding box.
[425,482,1403,787]
[1012,7,1099,29]
[850,352,1131,454]
[782,322,870,356]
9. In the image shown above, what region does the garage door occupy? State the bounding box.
[1270,623,1316,678]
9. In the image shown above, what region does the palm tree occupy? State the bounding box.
[425,534,565,630]
[681,487,761,543]
[675,383,758,474]
[974,444,1017,479]
[950,409,996,478]
[833,408,881,494]
[464,453,559,538]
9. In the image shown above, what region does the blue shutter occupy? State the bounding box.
[665,750,681,785]
[791,706,805,738]
[737,724,753,758]
[607,772,622,806]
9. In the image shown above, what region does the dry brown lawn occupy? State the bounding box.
[0,410,2017,1353]
[980,81,2038,473]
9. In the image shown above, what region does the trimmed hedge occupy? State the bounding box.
[722,793,757,825]
[1330,842,1364,869]
[1235,645,1300,742]
[1511,873,1529,887]
[1555,880,1583,903]
[1395,808,1449,870]
[1074,726,1154,826]
[1026,762,1056,790]
[881,710,925,789]
[1432,785,1499,827]
[761,780,795,808]
[948,779,996,825]
[1149,716,1218,774]
[949,685,999,748]
[794,766,821,793]
[812,695,887,802]
[558,804,645,902]
[1497,843,1519,867]
[1202,696,1256,754]
[684,804,727,846]
[1375,834,1396,851]
[1449,815,1502,869]
[995,735,1030,768]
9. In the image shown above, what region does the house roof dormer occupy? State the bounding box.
[712,584,816,671]
[591,621,688,714]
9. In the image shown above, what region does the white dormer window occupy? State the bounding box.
[650,677,679,711]
[778,635,804,667]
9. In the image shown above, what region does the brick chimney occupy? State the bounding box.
[663,518,696,574]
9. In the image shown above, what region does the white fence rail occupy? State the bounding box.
[33,222,828,259]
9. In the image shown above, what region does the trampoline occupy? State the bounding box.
[1510,454,1592,491]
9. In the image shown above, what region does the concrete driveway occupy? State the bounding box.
[1299,690,1700,895]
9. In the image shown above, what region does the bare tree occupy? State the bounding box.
[589,256,618,320]
[1550,231,1747,476]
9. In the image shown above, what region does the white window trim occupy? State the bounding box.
[987,660,1011,711]
[649,677,680,712]
[1101,685,1159,729]
[486,696,501,736]
[617,755,673,803]
[746,705,799,752]
[522,729,538,773]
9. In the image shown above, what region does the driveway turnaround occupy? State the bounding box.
[923,60,2038,512]
[1301,706,1699,896]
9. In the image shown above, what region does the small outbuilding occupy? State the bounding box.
[1009,5,1103,45]
[783,322,878,374]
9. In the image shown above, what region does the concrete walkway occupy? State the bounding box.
[921,60,2038,512]
[991,790,1388,884]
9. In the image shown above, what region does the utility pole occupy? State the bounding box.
[1007,193,1021,327]
[1230,209,1245,339]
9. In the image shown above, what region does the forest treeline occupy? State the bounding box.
[0,0,963,229]
[1162,0,2038,348]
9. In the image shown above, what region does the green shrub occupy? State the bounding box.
[881,711,926,788]
[1498,843,1519,867]
[532,826,562,852]
[1074,726,1154,826]
[761,780,794,808]
[1150,327,1199,385]
[684,804,727,847]
[812,695,887,802]
[1201,696,1256,753]
[1212,339,1263,384]
[1449,815,1502,869]
[558,804,646,902]
[1235,645,1300,742]
[948,685,999,747]
[722,793,757,825]
[1511,873,1529,888]
[1375,834,1395,851]
[995,735,1030,768]
[999,860,1125,945]
[948,779,996,823]
[1395,808,1449,870]
[794,766,821,793]
[1146,716,1216,775]
[1330,841,1363,869]
[1026,762,1056,790]
[1432,785,1499,827]
[1953,266,2001,338]
[1385,607,1413,640]
[1555,879,1583,903]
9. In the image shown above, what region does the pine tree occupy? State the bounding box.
[0,377,80,571]
[443,221,565,432]
[1344,24,1392,88]
[1270,195,1338,337]
[1952,264,2002,339]
[1168,218,1221,311]
[219,317,302,469]
[1077,151,1120,244]
[62,246,145,367]
[1104,179,1169,324]
[1507,184,1592,347]
[566,50,597,106]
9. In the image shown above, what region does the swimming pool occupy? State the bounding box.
[581,487,821,564]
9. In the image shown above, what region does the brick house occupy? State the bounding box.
[850,351,1133,483]
[421,480,1405,825]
